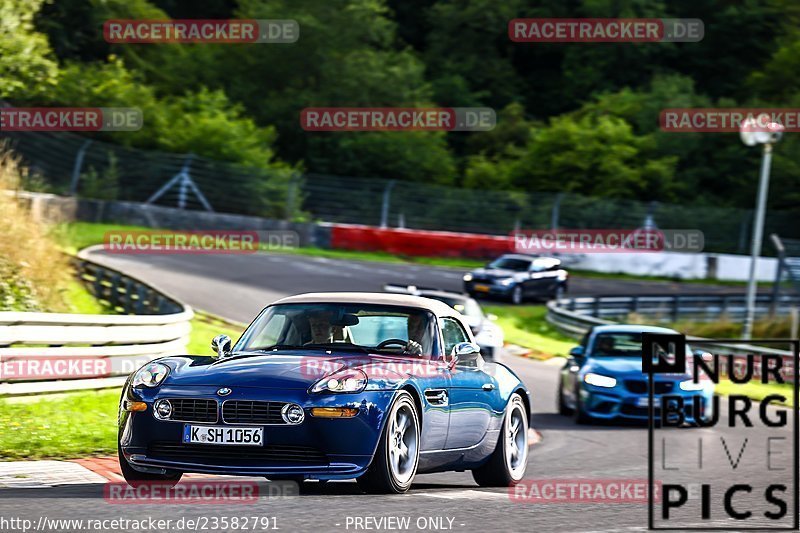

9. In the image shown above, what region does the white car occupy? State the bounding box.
[384,285,504,359]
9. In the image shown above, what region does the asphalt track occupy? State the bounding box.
[82,249,751,324]
[2,250,791,532]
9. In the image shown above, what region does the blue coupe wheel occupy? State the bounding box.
[472,394,528,487]
[356,392,420,494]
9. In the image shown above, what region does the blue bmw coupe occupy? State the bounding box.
[118,292,532,493]
[558,325,714,424]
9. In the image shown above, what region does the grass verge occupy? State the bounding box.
[0,389,119,460]
[485,305,576,359]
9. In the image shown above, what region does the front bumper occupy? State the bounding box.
[119,385,395,480]
[464,280,514,298]
[579,385,713,422]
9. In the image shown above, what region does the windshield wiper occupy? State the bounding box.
[302,343,370,354]
[247,344,304,352]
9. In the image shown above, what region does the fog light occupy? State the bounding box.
[282,403,305,424]
[311,407,360,418]
[154,399,172,419]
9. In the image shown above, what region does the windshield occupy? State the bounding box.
[235,303,439,357]
[487,257,531,271]
[427,296,483,319]
[590,332,693,358]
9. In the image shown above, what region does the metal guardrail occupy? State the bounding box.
[0,247,193,396]
[556,293,800,323]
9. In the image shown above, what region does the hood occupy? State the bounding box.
[159,351,442,389]
[472,267,522,279]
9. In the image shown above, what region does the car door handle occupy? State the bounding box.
[482,383,495,391]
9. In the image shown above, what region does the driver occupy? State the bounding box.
[307,311,334,344]
[405,313,426,356]
[595,336,615,355]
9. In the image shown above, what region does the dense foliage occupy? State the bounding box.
[2,0,799,212]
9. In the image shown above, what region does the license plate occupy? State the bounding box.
[473,284,491,292]
[636,397,661,408]
[183,425,263,446]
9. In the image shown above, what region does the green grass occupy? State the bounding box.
[0,389,119,460]
[51,221,151,255]
[60,279,113,314]
[485,305,576,359]
[715,379,795,407]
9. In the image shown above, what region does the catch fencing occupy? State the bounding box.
[3,129,800,254]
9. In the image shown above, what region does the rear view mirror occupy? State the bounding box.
[569,346,585,358]
[211,334,232,358]
[450,342,482,368]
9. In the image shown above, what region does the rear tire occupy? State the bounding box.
[356,392,420,494]
[472,394,528,487]
[118,443,182,488]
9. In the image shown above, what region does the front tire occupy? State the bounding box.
[472,394,528,487]
[118,443,182,488]
[557,380,572,415]
[573,385,592,425]
[357,392,420,494]
[510,286,523,305]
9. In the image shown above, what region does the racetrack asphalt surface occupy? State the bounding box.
[82,249,753,324]
[2,250,791,532]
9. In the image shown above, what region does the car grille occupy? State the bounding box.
[168,399,218,423]
[624,380,673,394]
[148,442,328,464]
[222,401,288,425]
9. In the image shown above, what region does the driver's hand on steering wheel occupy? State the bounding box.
[405,340,423,355]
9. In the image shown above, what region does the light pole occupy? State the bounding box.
[740,114,784,340]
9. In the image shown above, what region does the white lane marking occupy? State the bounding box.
[421,489,508,500]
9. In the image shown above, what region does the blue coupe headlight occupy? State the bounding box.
[132,362,170,388]
[679,379,711,392]
[584,372,617,388]
[311,368,367,393]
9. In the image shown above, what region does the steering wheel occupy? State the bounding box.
[377,339,408,350]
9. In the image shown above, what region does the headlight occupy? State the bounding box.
[463,273,473,282]
[310,368,367,393]
[132,362,170,388]
[281,403,305,424]
[584,372,616,388]
[497,277,515,286]
[679,379,709,391]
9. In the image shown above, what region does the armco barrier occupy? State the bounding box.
[0,248,193,396]
[329,224,513,259]
[546,298,796,381]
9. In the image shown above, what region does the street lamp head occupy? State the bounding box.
[740,113,784,146]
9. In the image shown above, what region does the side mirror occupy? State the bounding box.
[211,334,232,358]
[569,346,585,358]
[450,341,481,368]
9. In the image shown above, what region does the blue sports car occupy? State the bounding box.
[118,292,532,493]
[558,325,714,424]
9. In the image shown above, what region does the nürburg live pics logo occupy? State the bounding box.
[643,333,799,530]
